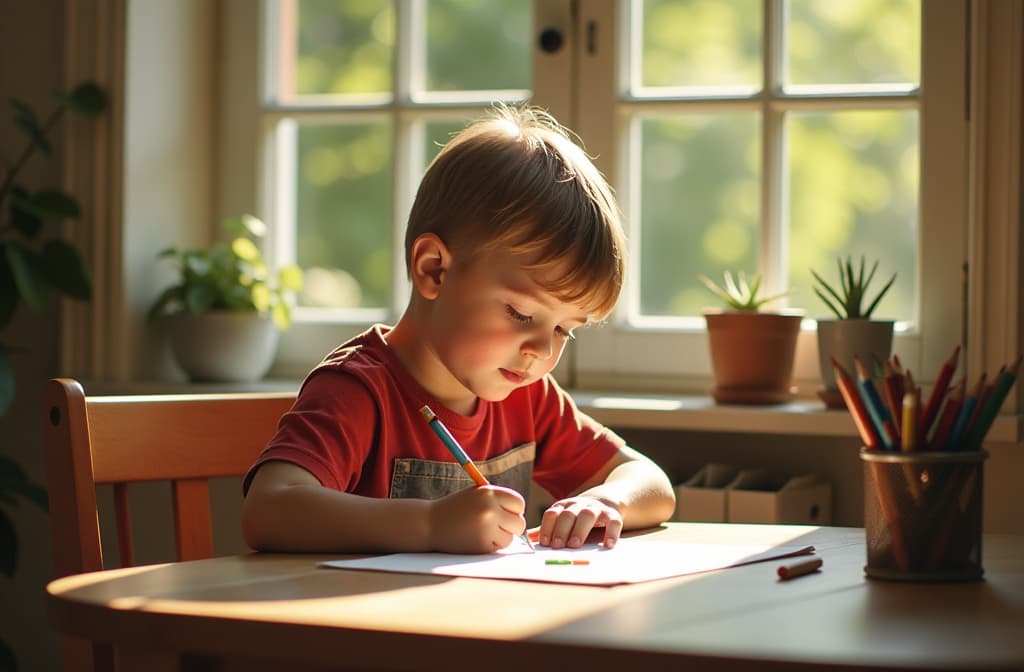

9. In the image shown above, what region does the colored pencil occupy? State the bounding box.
[419,405,535,552]
[900,388,919,452]
[963,355,1022,452]
[928,379,964,451]
[831,357,881,450]
[921,345,960,440]
[854,356,897,451]
[882,358,904,435]
[946,373,986,451]
[965,365,1002,437]
[777,556,823,580]
[906,369,920,450]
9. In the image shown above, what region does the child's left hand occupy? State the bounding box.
[537,496,624,549]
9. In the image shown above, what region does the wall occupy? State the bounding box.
[0,3,67,670]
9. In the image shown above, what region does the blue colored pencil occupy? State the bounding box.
[419,405,535,552]
[854,356,897,451]
[945,373,985,451]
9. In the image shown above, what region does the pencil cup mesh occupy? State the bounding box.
[861,448,987,582]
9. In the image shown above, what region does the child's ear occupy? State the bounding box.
[409,233,451,299]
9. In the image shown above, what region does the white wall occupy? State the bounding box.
[123,0,218,382]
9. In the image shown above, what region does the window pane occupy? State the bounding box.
[424,120,468,164]
[639,0,762,92]
[637,113,761,317]
[787,110,918,322]
[423,0,531,93]
[288,0,395,97]
[786,0,920,88]
[295,121,393,309]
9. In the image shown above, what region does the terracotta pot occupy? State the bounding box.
[704,310,804,404]
[816,319,894,408]
[167,311,280,382]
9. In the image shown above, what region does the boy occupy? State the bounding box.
[242,105,675,554]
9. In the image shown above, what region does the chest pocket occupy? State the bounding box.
[389,442,535,500]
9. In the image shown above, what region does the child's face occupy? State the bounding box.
[427,249,589,403]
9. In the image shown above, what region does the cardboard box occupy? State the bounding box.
[673,464,739,523]
[726,470,832,525]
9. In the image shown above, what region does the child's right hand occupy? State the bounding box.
[428,485,527,554]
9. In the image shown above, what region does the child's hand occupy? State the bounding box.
[428,485,528,554]
[538,496,624,549]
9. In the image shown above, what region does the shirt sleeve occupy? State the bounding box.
[242,371,379,495]
[528,376,626,500]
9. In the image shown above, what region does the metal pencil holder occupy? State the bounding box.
[861,447,987,582]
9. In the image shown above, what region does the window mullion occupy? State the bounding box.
[761,0,786,299]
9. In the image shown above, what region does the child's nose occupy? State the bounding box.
[521,332,555,361]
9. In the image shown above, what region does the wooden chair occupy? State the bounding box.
[42,377,296,671]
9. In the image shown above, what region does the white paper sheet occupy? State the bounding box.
[320,537,815,586]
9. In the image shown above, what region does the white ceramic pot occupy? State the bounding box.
[167,311,280,383]
[816,318,894,407]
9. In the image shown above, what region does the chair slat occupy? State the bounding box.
[113,483,134,568]
[172,479,214,561]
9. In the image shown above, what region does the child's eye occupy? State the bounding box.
[506,305,532,324]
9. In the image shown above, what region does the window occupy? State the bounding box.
[232,0,966,392]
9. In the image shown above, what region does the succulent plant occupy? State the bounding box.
[698,270,790,311]
[811,255,896,320]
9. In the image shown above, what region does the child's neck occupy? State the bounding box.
[385,317,478,416]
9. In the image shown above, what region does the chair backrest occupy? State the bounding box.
[42,377,297,579]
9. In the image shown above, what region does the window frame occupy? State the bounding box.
[570,0,967,393]
[222,0,969,394]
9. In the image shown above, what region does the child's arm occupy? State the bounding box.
[537,446,675,550]
[242,461,529,554]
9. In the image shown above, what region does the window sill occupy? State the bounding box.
[570,390,1022,445]
[79,380,1022,445]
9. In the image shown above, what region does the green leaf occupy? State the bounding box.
[239,214,267,238]
[4,244,48,311]
[184,284,217,313]
[10,102,49,157]
[58,81,106,117]
[9,192,44,239]
[183,253,212,277]
[0,634,15,672]
[0,348,13,415]
[0,249,18,329]
[9,98,36,124]
[147,285,183,321]
[0,510,15,577]
[251,283,271,312]
[231,237,260,262]
[40,240,92,300]
[0,457,48,511]
[33,190,79,219]
[11,190,80,222]
[278,265,303,291]
[271,302,290,330]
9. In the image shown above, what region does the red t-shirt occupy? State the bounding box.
[243,325,624,501]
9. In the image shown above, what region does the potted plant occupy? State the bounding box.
[810,255,896,409]
[699,271,803,404]
[148,214,303,383]
[1,80,104,670]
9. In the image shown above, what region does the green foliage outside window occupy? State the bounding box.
[274,0,920,325]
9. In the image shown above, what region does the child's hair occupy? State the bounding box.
[404,104,625,320]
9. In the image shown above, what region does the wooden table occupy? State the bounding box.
[47,524,1024,671]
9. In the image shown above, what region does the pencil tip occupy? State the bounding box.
[418,405,435,422]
